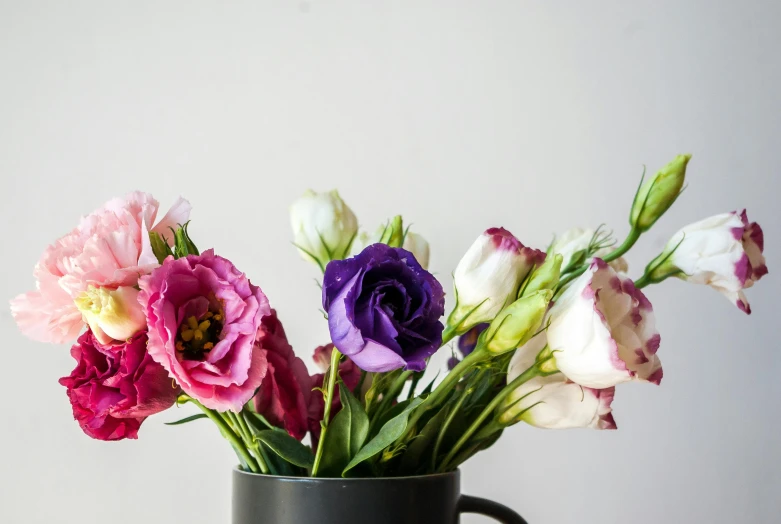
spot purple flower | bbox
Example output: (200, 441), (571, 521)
(322, 244), (445, 372)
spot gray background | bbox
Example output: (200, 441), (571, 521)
(1, 1), (778, 523)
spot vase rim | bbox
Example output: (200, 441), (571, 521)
(233, 467), (460, 482)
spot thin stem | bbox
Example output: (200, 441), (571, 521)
(406, 371), (423, 402)
(438, 362), (543, 472)
(311, 347), (342, 477)
(226, 411), (268, 472)
(441, 324), (458, 346)
(634, 274), (651, 289)
(431, 384), (472, 471)
(402, 349), (485, 441)
(190, 400), (263, 474)
(556, 227), (642, 294)
(373, 370), (412, 423)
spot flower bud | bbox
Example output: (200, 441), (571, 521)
(75, 286), (147, 345)
(378, 215), (405, 248)
(482, 290), (552, 354)
(448, 228), (545, 333)
(630, 154), (691, 231)
(402, 231), (430, 270)
(519, 253), (562, 297)
(290, 189), (358, 269)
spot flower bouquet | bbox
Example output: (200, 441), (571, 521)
(11, 154), (768, 523)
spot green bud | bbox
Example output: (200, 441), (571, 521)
(379, 215), (404, 248)
(481, 290), (553, 354)
(149, 231), (174, 264)
(630, 154), (691, 232)
(519, 253), (562, 298)
(172, 222), (200, 258)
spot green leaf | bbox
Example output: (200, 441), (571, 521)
(318, 384), (370, 477)
(253, 430), (315, 469)
(398, 404), (449, 474)
(149, 231), (174, 264)
(164, 413), (208, 426)
(343, 397), (423, 476)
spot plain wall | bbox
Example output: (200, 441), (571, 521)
(1, 1), (778, 523)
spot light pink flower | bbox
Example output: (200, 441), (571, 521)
(546, 259), (662, 389)
(11, 192), (190, 344)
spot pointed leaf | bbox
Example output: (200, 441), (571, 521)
(253, 430), (315, 469)
(398, 404), (449, 474)
(318, 384), (370, 477)
(343, 397), (423, 476)
(164, 413), (208, 426)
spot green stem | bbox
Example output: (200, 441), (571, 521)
(431, 384), (472, 471)
(311, 347), (342, 477)
(437, 362), (542, 473)
(441, 324), (458, 346)
(406, 371), (423, 402)
(373, 370), (412, 424)
(402, 349), (485, 441)
(191, 400), (263, 474)
(227, 411), (269, 473)
(557, 227), (642, 293)
(634, 274), (651, 289)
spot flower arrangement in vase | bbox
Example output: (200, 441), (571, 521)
(11, 154), (768, 523)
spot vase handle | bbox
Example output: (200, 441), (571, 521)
(457, 494), (528, 524)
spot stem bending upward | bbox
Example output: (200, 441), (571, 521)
(311, 346), (343, 476)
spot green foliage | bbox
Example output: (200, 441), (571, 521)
(317, 384), (370, 477)
(342, 398), (423, 476)
(253, 430), (315, 469)
(164, 413), (207, 426)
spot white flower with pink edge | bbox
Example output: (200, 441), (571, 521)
(649, 210), (768, 314)
(449, 227), (545, 332)
(546, 259), (662, 389)
(503, 332), (616, 430)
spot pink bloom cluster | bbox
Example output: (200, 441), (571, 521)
(11, 192), (324, 442)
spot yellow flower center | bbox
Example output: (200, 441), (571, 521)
(176, 309), (224, 361)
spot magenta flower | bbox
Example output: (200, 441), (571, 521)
(252, 310), (312, 440)
(59, 330), (178, 441)
(139, 249), (270, 412)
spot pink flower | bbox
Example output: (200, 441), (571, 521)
(252, 310), (312, 440)
(138, 250), (270, 412)
(11, 192), (191, 344)
(59, 330), (178, 441)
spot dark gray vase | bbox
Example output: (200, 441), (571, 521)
(232, 468), (527, 524)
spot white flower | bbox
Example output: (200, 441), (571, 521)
(448, 228), (545, 332)
(402, 232), (430, 270)
(550, 227), (628, 273)
(74, 286), (147, 345)
(546, 259), (662, 389)
(290, 189), (358, 269)
(502, 334), (616, 430)
(649, 210), (768, 314)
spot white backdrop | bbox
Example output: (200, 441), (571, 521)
(1, 2), (778, 523)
